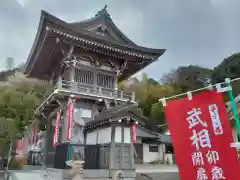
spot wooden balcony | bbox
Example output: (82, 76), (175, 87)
(55, 79), (135, 102)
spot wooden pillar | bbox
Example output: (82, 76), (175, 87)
(120, 127), (124, 168)
(114, 75), (118, 90)
(57, 76), (62, 89)
(109, 126), (116, 169)
(61, 106), (69, 142)
(70, 65), (77, 91)
(46, 120), (55, 168)
(129, 126), (135, 168)
(93, 71), (97, 86)
(42, 125), (49, 168)
(132, 92), (136, 102)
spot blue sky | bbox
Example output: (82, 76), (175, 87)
(1, 0), (240, 80)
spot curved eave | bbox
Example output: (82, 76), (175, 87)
(39, 10), (165, 56)
(24, 11), (47, 75)
(24, 10), (72, 75)
(118, 61), (157, 81)
(48, 25), (166, 58)
(69, 14), (166, 55)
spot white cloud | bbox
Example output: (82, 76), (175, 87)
(15, 0), (30, 8)
(111, 6), (144, 45)
(2, 0), (240, 79)
(210, 0), (227, 6)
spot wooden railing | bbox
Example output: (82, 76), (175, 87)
(56, 79), (135, 102)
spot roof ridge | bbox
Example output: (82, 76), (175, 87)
(95, 5), (110, 18)
(69, 5), (111, 25)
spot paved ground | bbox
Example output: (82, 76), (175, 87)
(136, 164), (178, 173)
(136, 173), (179, 180)
(135, 164), (179, 180)
(0, 171), (4, 180)
(1, 165), (180, 180)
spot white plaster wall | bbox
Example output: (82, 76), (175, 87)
(86, 127), (112, 144)
(143, 143), (160, 163)
(86, 131), (97, 144)
(124, 127), (131, 143)
(115, 127), (122, 142)
(115, 127), (132, 143)
(98, 127), (111, 144)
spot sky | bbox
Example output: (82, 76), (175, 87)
(1, 0), (240, 80)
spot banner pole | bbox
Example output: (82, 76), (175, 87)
(225, 78), (240, 141)
(159, 77), (240, 102)
(7, 141), (12, 170)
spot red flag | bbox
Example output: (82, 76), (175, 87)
(132, 125), (136, 143)
(165, 90), (240, 180)
(67, 99), (74, 141)
(53, 111), (61, 147)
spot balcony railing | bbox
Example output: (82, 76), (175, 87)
(55, 79), (135, 102)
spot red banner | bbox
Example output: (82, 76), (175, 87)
(132, 125), (136, 143)
(53, 111), (60, 147)
(165, 90), (240, 180)
(67, 99), (74, 141)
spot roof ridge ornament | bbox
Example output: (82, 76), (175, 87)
(95, 5), (110, 18)
(103, 5), (107, 11)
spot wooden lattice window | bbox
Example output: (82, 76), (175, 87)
(75, 69), (93, 84)
(97, 73), (114, 89)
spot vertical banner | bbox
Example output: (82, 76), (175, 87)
(165, 90), (240, 180)
(132, 125), (136, 143)
(53, 111), (61, 147)
(35, 125), (39, 143)
(67, 99), (74, 141)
